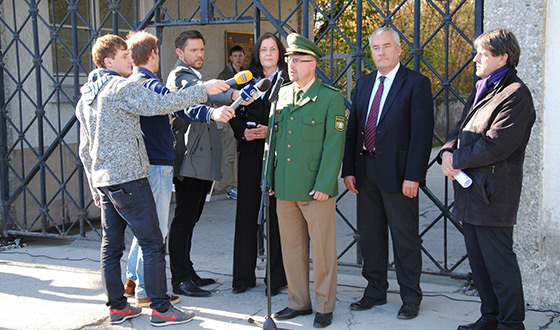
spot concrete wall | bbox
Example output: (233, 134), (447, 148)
(540, 0), (560, 310)
(484, 0), (559, 310)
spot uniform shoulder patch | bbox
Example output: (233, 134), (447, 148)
(322, 83), (340, 92)
(335, 115), (346, 131)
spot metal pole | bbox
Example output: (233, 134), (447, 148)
(30, 0), (48, 233)
(0, 24), (8, 236)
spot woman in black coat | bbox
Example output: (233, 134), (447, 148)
(229, 32), (288, 294)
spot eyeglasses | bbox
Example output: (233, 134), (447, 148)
(285, 57), (314, 64)
(259, 47), (278, 54)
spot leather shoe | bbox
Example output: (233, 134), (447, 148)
(349, 296), (387, 311)
(136, 294), (180, 308)
(192, 273), (216, 287)
(457, 317), (498, 330)
(173, 280), (211, 297)
(232, 286), (250, 294)
(124, 279), (135, 297)
(272, 307), (313, 320)
(397, 303), (420, 319)
(266, 287), (281, 297)
(313, 312), (333, 328)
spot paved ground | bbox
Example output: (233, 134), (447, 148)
(1, 149), (559, 329)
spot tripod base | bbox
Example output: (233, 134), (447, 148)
(249, 316), (290, 330)
(263, 317), (277, 330)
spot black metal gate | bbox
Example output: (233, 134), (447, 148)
(0, 0), (482, 276)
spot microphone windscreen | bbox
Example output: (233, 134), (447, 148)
(256, 78), (272, 92)
(235, 70), (253, 84)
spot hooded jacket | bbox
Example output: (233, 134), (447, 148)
(76, 68), (207, 200)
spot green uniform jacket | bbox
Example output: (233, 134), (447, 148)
(266, 79), (347, 201)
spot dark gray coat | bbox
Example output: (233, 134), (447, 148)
(166, 61), (233, 181)
(440, 68), (535, 227)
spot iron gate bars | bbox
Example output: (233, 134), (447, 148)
(0, 0), (482, 277)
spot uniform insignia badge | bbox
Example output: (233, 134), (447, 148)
(335, 115), (345, 131)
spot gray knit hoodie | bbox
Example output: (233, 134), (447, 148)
(76, 68), (208, 200)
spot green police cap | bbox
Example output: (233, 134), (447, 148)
(285, 33), (326, 60)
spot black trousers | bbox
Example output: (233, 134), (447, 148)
(169, 177), (212, 286)
(232, 150), (286, 288)
(357, 154), (422, 304)
(463, 223), (525, 329)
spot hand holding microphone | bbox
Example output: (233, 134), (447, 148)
(202, 79), (229, 95)
(203, 71), (253, 96)
(210, 106), (235, 123)
(230, 79), (272, 110)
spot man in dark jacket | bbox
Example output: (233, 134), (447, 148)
(165, 30), (241, 298)
(439, 29), (535, 330)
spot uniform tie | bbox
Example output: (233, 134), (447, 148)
(364, 76), (385, 152)
(296, 89), (304, 102)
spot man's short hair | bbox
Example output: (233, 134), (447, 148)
(369, 26), (400, 46)
(174, 30), (205, 50)
(229, 45), (244, 56)
(126, 30), (158, 66)
(92, 34), (128, 69)
(474, 29), (521, 68)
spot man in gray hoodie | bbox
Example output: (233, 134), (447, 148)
(76, 34), (231, 327)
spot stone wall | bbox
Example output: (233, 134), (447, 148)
(484, 0), (560, 311)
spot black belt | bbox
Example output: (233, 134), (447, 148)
(360, 148), (375, 156)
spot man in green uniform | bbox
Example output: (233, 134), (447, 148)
(267, 33), (346, 329)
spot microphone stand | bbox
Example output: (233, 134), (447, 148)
(248, 74), (286, 330)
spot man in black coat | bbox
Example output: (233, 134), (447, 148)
(342, 27), (434, 320)
(440, 29), (535, 330)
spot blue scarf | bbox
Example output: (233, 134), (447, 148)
(473, 65), (510, 106)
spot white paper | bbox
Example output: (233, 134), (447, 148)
(454, 170), (472, 188)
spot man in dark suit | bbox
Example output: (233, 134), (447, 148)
(342, 27), (434, 320)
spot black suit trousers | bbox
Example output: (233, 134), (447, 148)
(169, 177), (212, 286)
(462, 223), (525, 329)
(357, 154), (422, 304)
(232, 150), (287, 289)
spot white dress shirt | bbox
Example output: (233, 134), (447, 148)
(364, 63), (400, 127)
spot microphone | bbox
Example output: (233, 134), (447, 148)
(268, 71), (286, 103)
(230, 79), (272, 110)
(225, 70), (253, 86)
(231, 84), (258, 110)
(254, 79), (272, 99)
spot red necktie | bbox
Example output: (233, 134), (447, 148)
(364, 76), (385, 152)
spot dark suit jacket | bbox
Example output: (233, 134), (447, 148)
(342, 64), (434, 193)
(439, 68), (535, 227)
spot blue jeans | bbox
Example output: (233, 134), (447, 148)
(99, 178), (170, 312)
(126, 165), (173, 298)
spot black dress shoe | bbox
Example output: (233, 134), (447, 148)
(457, 317), (498, 330)
(232, 286), (250, 294)
(349, 296), (387, 311)
(313, 312), (333, 328)
(272, 307), (313, 320)
(172, 280), (211, 297)
(397, 303), (420, 319)
(192, 274), (216, 287)
(267, 287), (280, 297)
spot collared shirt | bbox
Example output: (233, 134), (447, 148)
(364, 63), (400, 127)
(190, 66), (202, 80)
(293, 77), (316, 99)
